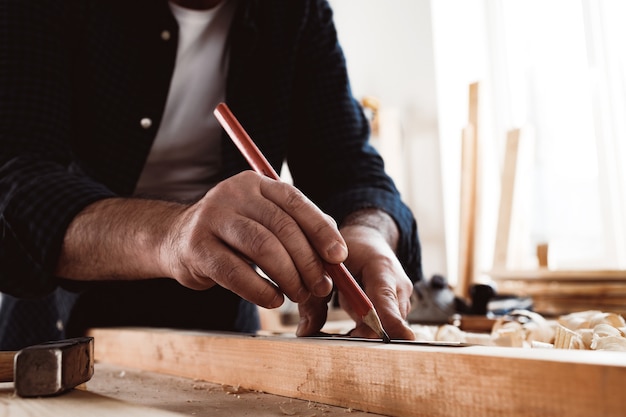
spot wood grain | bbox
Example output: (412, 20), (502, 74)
(89, 327), (626, 417)
(87, 362), (381, 417)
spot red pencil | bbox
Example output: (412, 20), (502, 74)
(214, 102), (390, 343)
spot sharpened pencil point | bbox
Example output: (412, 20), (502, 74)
(362, 308), (389, 343)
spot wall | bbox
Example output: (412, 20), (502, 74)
(329, 0), (447, 280)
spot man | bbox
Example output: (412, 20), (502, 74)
(0, 0), (423, 349)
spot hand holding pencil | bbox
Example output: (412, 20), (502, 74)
(214, 103), (417, 342)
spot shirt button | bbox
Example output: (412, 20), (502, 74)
(140, 118), (152, 129)
(161, 30), (171, 41)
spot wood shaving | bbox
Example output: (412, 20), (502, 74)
(553, 325), (585, 349)
(435, 324), (466, 343)
(554, 310), (626, 351)
(279, 405), (297, 415)
(491, 322), (525, 347)
(591, 335), (626, 351)
(222, 385), (252, 394)
(427, 309), (626, 351)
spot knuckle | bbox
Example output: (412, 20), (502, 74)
(206, 254), (248, 292)
(247, 230), (275, 257)
(300, 255), (322, 275)
(270, 213), (297, 237)
(367, 255), (396, 274)
(378, 285), (399, 302)
(324, 213), (338, 228)
(229, 217), (274, 257)
(312, 218), (333, 235)
(283, 186), (308, 211)
(223, 262), (246, 286)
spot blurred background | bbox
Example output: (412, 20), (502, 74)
(329, 0), (626, 288)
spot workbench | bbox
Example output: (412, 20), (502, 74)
(1, 362), (379, 417)
(2, 326), (625, 417)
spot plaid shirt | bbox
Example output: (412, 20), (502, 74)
(0, 0), (422, 347)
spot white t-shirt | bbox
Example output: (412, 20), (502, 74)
(134, 0), (237, 201)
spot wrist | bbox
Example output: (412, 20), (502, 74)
(340, 208), (399, 252)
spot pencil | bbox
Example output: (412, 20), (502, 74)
(214, 102), (390, 343)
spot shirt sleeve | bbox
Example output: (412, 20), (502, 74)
(286, 0), (424, 283)
(0, 0), (116, 297)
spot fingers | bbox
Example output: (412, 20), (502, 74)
(218, 215), (330, 302)
(175, 237), (285, 309)
(340, 270), (414, 340)
(213, 181), (333, 300)
(257, 176), (348, 264)
(295, 294), (332, 337)
(336, 225), (416, 341)
(363, 261), (415, 340)
(169, 171), (338, 307)
(235, 191), (335, 299)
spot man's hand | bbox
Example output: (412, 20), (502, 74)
(296, 209), (416, 340)
(56, 171), (345, 309)
(164, 171), (343, 308)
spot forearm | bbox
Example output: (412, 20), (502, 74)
(55, 197), (186, 281)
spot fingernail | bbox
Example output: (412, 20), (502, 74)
(327, 241), (348, 261)
(314, 275), (332, 297)
(268, 293), (284, 309)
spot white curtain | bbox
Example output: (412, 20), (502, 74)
(484, 0), (626, 269)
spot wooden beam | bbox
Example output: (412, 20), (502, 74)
(493, 128), (521, 270)
(87, 362), (380, 417)
(89, 327), (626, 417)
(457, 82), (480, 299)
(489, 269), (626, 281)
(492, 126), (535, 270)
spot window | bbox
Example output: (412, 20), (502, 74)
(486, 0), (626, 269)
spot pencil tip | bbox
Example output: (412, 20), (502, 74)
(362, 309), (390, 343)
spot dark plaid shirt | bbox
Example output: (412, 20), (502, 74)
(0, 0), (423, 347)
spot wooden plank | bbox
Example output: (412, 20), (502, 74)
(493, 129), (520, 269)
(492, 127), (535, 270)
(457, 124), (477, 299)
(489, 268), (626, 281)
(495, 277), (626, 316)
(536, 243), (549, 268)
(0, 383), (184, 417)
(468, 81), (479, 131)
(87, 362), (381, 417)
(491, 271), (626, 316)
(457, 82), (480, 299)
(496, 280), (626, 297)
(535, 301), (626, 316)
(89, 327), (626, 417)
(531, 300), (626, 317)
